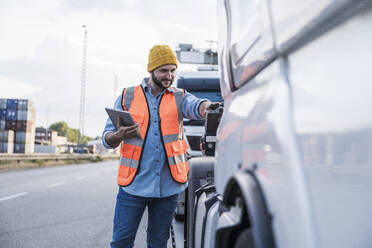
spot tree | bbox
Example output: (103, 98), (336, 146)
(49, 121), (68, 136)
(82, 135), (93, 144)
(49, 121), (93, 144)
(67, 128), (80, 143)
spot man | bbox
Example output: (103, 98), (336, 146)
(102, 44), (218, 248)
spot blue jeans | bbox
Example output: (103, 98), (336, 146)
(110, 187), (178, 248)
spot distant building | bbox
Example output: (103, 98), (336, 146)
(35, 127), (67, 146)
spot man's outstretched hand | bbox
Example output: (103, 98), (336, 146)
(198, 101), (221, 118)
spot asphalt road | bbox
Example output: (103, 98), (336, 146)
(0, 161), (184, 248)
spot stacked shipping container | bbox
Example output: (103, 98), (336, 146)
(0, 99), (35, 153)
(0, 130), (14, 153)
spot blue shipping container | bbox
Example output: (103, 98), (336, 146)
(0, 109), (7, 119)
(6, 99), (18, 110)
(0, 99), (7, 109)
(0, 120), (5, 130)
(17, 99), (30, 110)
(6, 110), (17, 121)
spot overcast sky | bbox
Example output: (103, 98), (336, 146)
(0, 0), (217, 137)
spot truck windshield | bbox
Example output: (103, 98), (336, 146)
(188, 91), (223, 102)
(177, 77), (224, 102)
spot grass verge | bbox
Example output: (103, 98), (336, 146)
(0, 155), (118, 171)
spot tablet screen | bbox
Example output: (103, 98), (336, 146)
(105, 108), (135, 129)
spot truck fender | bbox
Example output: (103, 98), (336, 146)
(216, 170), (275, 248)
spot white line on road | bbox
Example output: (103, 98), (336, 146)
(0, 192), (28, 202)
(76, 176), (87, 180)
(47, 181), (66, 188)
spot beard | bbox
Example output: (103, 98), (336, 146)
(151, 71), (173, 90)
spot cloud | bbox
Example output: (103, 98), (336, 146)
(0, 76), (42, 98)
(0, 34), (144, 135)
(60, 0), (126, 12)
(131, 0), (218, 46)
(0, 0), (218, 136)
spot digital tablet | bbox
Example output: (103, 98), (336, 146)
(105, 107), (135, 129)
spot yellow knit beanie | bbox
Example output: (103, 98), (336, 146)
(147, 45), (178, 72)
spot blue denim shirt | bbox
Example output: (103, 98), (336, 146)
(102, 79), (206, 197)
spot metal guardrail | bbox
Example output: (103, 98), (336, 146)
(0, 154), (119, 161)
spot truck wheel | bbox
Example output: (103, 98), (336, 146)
(218, 172), (275, 248)
(234, 229), (255, 248)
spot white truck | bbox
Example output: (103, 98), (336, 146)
(185, 0), (372, 248)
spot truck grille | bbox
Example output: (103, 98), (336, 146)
(186, 135), (201, 151)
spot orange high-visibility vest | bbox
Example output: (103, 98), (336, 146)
(117, 85), (189, 186)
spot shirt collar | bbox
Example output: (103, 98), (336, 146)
(141, 78), (150, 90)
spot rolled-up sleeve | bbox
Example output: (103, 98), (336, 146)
(102, 94), (123, 149)
(182, 90), (208, 120)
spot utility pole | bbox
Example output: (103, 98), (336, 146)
(78, 25), (87, 145)
(45, 106), (49, 146)
(114, 74), (118, 102)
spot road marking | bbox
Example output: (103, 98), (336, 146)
(77, 176), (87, 180)
(0, 192), (28, 202)
(47, 181), (66, 188)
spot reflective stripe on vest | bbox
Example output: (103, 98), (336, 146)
(122, 87), (135, 111)
(117, 85), (189, 186)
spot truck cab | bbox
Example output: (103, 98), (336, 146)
(183, 1), (372, 247)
